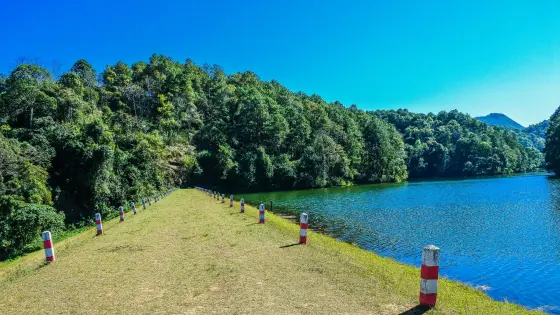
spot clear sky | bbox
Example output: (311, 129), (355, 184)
(1, 0), (559, 126)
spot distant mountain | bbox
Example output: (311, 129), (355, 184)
(476, 113), (525, 130)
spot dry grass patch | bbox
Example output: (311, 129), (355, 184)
(0, 189), (542, 314)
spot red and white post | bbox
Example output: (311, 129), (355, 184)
(42, 231), (55, 263)
(147, 197), (152, 206)
(299, 213), (308, 244)
(142, 198), (146, 209)
(221, 194), (225, 204)
(131, 202), (137, 215)
(95, 213), (103, 235)
(420, 245), (440, 307)
(259, 204), (265, 224)
(240, 198), (245, 213)
(119, 206), (125, 222)
(229, 195), (233, 208)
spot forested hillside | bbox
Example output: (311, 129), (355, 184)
(519, 120), (549, 151)
(374, 109), (543, 178)
(0, 55), (544, 259)
(545, 107), (560, 175)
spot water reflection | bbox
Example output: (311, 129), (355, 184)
(244, 174), (560, 313)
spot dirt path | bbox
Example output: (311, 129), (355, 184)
(0, 189), (539, 314)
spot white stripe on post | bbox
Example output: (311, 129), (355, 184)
(259, 204), (265, 223)
(42, 231), (55, 263)
(299, 213), (308, 244)
(119, 206), (125, 222)
(420, 245), (440, 307)
(95, 213), (103, 235)
(240, 198), (245, 213)
(230, 195), (233, 208)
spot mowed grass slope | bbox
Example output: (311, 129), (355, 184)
(0, 189), (541, 314)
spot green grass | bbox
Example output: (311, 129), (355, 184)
(0, 189), (542, 314)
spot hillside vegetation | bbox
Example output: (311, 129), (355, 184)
(545, 107), (560, 175)
(0, 190), (542, 315)
(0, 55), (543, 259)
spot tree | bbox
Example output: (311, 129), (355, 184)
(545, 106), (560, 175)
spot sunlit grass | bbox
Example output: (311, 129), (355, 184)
(0, 189), (541, 314)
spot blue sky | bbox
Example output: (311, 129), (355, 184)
(1, 0), (559, 126)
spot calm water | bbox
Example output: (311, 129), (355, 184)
(244, 174), (560, 313)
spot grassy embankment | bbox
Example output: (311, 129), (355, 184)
(0, 189), (542, 314)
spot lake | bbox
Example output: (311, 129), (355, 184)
(243, 174), (560, 313)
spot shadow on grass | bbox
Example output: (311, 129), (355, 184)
(399, 305), (431, 315)
(279, 243), (302, 249)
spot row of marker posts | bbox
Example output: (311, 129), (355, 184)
(199, 186), (440, 308)
(42, 188), (177, 265)
(44, 186), (440, 308)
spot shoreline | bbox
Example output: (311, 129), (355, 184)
(0, 189), (542, 314)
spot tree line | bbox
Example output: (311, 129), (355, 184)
(0, 54), (546, 259)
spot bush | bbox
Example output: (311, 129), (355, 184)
(0, 196), (65, 259)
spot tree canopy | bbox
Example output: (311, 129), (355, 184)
(0, 55), (546, 259)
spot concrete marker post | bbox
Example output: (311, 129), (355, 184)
(222, 194), (225, 204)
(299, 213), (309, 244)
(142, 198), (146, 210)
(240, 198), (245, 213)
(42, 231), (55, 263)
(131, 202), (137, 215)
(420, 245), (440, 307)
(119, 206), (125, 222)
(95, 213), (103, 235)
(259, 204), (265, 223)
(230, 195), (233, 208)
(147, 197), (152, 206)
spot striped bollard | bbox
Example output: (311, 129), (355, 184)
(299, 213), (308, 244)
(142, 199), (146, 209)
(259, 204), (265, 223)
(420, 245), (440, 307)
(147, 197), (152, 206)
(221, 194), (225, 204)
(229, 195), (233, 208)
(154, 194), (158, 202)
(119, 206), (125, 222)
(95, 213), (103, 235)
(131, 202), (137, 215)
(240, 198), (245, 213)
(42, 231), (55, 263)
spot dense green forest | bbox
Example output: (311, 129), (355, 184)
(0, 55), (548, 259)
(373, 109), (543, 178)
(519, 120), (549, 151)
(545, 107), (560, 175)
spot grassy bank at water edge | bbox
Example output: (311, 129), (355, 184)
(0, 189), (542, 314)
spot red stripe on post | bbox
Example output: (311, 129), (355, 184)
(46, 256), (55, 262)
(421, 265), (439, 280)
(43, 240), (52, 249)
(419, 293), (437, 306)
(300, 223), (308, 229)
(95, 220), (101, 224)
